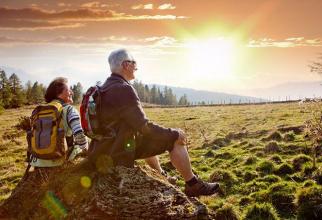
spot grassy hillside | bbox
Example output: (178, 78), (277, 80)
(0, 103), (321, 219)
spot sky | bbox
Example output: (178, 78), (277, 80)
(0, 0), (322, 98)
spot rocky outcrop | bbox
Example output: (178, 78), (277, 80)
(0, 161), (212, 219)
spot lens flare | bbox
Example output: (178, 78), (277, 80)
(95, 154), (113, 174)
(42, 191), (67, 220)
(80, 176), (92, 188)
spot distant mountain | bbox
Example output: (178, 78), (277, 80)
(148, 84), (264, 104)
(244, 81), (322, 101)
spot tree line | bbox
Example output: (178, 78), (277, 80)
(0, 69), (83, 109)
(132, 80), (189, 106)
(0, 70), (189, 110)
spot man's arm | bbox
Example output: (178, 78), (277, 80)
(118, 85), (179, 142)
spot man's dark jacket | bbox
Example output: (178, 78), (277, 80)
(89, 73), (179, 166)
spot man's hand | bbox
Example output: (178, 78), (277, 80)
(174, 129), (187, 146)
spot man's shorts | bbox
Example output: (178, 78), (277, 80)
(134, 134), (175, 159)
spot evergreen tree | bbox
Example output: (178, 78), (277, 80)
(71, 82), (83, 104)
(25, 80), (33, 104)
(8, 73), (24, 107)
(0, 69), (12, 108)
(144, 85), (150, 103)
(30, 82), (44, 104)
(150, 85), (157, 104)
(178, 94), (189, 105)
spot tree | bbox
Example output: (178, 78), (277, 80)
(71, 82), (83, 104)
(25, 81), (33, 104)
(9, 73), (24, 107)
(0, 69), (12, 108)
(150, 85), (157, 104)
(144, 85), (150, 103)
(178, 94), (189, 105)
(30, 82), (44, 104)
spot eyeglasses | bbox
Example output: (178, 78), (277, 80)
(124, 60), (137, 65)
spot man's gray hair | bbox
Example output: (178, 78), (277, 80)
(108, 49), (134, 73)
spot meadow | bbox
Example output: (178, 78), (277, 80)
(0, 102), (321, 219)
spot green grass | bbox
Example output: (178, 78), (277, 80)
(1, 102), (321, 219)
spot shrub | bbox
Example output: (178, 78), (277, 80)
(244, 156), (258, 165)
(292, 154), (312, 171)
(243, 171), (258, 182)
(266, 131), (282, 141)
(285, 173), (305, 182)
(215, 203), (240, 220)
(250, 190), (269, 203)
(302, 162), (316, 176)
(204, 150), (214, 158)
(215, 152), (233, 159)
(197, 164), (210, 172)
(270, 155), (282, 164)
(257, 175), (281, 184)
(264, 142), (281, 154)
(239, 196), (253, 206)
(295, 185), (322, 220)
(257, 160), (275, 174)
(233, 168), (243, 178)
(267, 182), (296, 216)
(303, 180), (316, 187)
(283, 131), (295, 141)
(255, 152), (264, 157)
(243, 203), (280, 220)
(243, 181), (268, 195)
(275, 163), (294, 176)
(312, 168), (322, 184)
(210, 169), (238, 189)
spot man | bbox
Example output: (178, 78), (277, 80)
(89, 49), (219, 197)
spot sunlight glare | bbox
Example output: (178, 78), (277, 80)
(185, 38), (236, 80)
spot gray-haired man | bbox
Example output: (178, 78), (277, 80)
(89, 48), (219, 197)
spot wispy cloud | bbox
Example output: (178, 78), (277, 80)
(57, 3), (72, 7)
(80, 1), (116, 8)
(131, 4), (153, 10)
(0, 7), (187, 30)
(247, 37), (322, 47)
(0, 35), (181, 48)
(158, 4), (176, 10)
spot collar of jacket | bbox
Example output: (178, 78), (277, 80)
(54, 98), (67, 106)
(111, 73), (130, 84)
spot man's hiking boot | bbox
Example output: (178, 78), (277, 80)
(184, 178), (220, 197)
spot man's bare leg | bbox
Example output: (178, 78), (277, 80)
(169, 144), (194, 181)
(145, 156), (162, 173)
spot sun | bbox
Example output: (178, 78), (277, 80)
(185, 38), (236, 80)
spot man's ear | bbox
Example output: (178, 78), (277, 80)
(121, 62), (128, 70)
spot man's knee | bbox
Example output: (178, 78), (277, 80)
(170, 143), (186, 152)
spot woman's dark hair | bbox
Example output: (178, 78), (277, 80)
(44, 77), (68, 103)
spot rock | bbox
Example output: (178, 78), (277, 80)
(0, 162), (213, 219)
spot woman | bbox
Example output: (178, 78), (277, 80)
(30, 77), (88, 169)
(0, 77), (88, 218)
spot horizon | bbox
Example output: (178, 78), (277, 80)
(1, 0), (322, 99)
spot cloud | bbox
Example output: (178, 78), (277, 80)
(0, 7), (187, 30)
(131, 4), (153, 10)
(0, 20), (83, 30)
(0, 7), (114, 20)
(0, 35), (183, 48)
(247, 37), (322, 48)
(158, 4), (176, 10)
(81, 1), (101, 8)
(58, 3), (72, 7)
